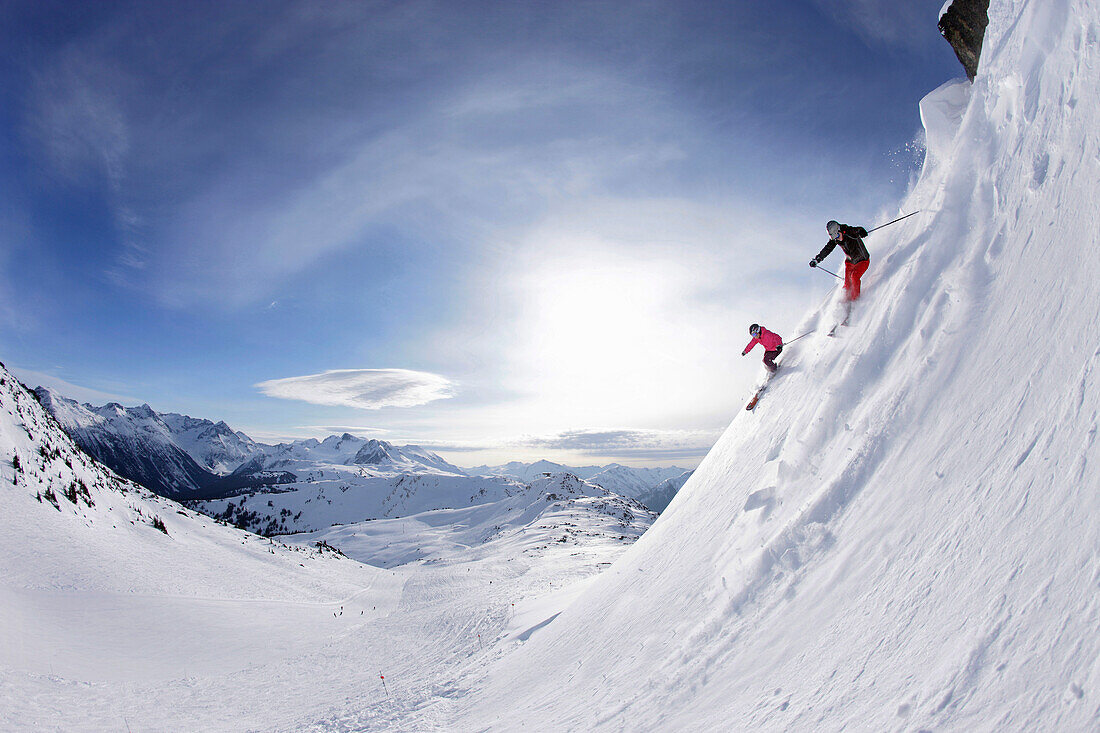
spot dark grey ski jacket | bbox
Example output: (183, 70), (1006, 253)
(813, 224), (869, 265)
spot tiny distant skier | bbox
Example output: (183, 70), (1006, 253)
(742, 323), (783, 373)
(810, 220), (870, 301)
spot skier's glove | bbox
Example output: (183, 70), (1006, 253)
(809, 259), (817, 268)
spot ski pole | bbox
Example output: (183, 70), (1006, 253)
(866, 210), (920, 234)
(814, 265), (841, 280)
(785, 330), (813, 344)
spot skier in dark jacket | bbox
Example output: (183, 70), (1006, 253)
(810, 220), (870, 301)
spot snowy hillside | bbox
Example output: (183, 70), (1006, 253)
(445, 1), (1100, 730)
(286, 473), (655, 569)
(194, 469), (528, 535)
(0, 361), (404, 729)
(469, 459), (689, 500)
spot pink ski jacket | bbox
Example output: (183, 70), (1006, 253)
(743, 327), (783, 355)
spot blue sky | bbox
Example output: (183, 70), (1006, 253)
(0, 0), (960, 467)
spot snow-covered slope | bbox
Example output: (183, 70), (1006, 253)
(0, 361), (406, 729)
(469, 459), (689, 499)
(194, 469), (528, 535)
(450, 1), (1100, 730)
(3, 360), (657, 731)
(287, 472), (655, 569)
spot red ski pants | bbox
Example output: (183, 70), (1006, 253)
(844, 259), (870, 301)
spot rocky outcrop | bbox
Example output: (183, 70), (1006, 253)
(938, 0), (990, 81)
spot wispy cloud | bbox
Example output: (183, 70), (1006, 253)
(808, 0), (940, 48)
(516, 427), (719, 458)
(255, 368), (455, 410)
(26, 52), (130, 188)
(305, 425), (390, 437)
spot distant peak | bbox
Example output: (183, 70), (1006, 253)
(352, 440), (393, 465)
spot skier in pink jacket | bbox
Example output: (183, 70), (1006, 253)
(742, 323), (783, 373)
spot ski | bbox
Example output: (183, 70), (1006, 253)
(827, 315), (849, 337)
(745, 370), (778, 410)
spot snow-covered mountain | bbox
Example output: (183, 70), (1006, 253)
(584, 463), (689, 499)
(468, 459), (688, 500)
(189, 434), (538, 534)
(467, 458), (599, 482)
(288, 472), (656, 569)
(158, 412), (258, 473)
(33, 388), (219, 499)
(34, 390), (690, 529)
(32, 392), (515, 519)
(192, 436), (674, 536)
(250, 433), (466, 477)
(1, 361), (383, 724)
(635, 469), (693, 513)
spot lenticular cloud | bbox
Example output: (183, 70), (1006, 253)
(255, 369), (455, 409)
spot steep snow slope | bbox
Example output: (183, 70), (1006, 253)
(454, 1), (1100, 730)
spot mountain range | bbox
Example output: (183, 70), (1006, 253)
(32, 388), (690, 524)
(1, 358), (652, 728)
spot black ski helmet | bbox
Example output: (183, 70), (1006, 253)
(826, 220), (841, 239)
(749, 323), (760, 336)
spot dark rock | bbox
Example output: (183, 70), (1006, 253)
(938, 0), (990, 81)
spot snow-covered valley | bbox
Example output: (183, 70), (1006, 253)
(0, 362), (653, 729)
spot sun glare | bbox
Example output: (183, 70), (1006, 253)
(510, 247), (722, 425)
